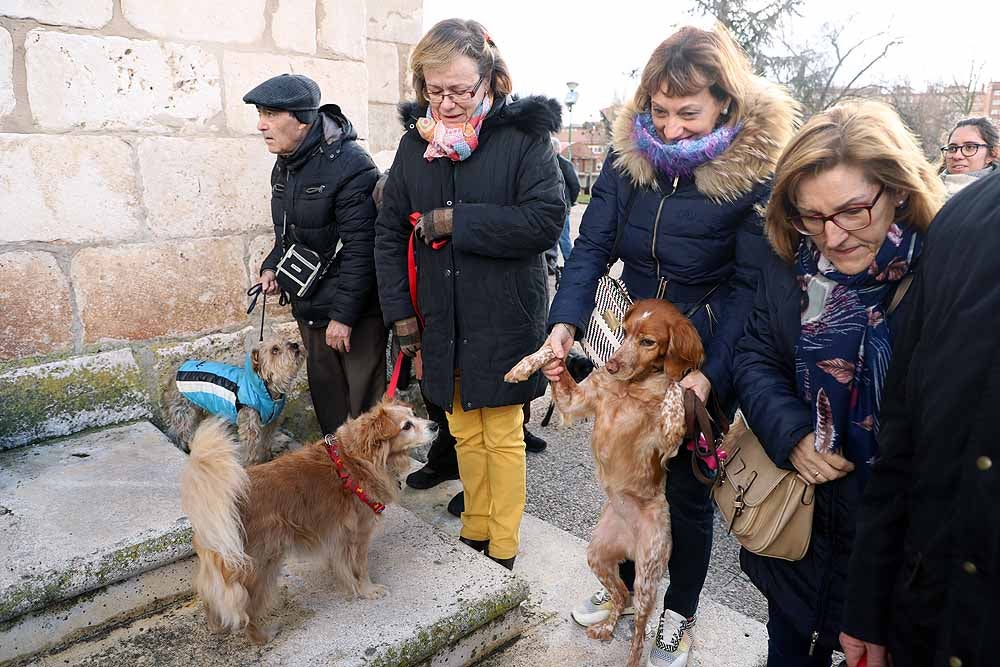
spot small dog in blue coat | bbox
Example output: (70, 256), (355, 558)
(164, 337), (304, 465)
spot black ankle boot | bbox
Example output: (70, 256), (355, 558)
(523, 427), (547, 453)
(459, 536), (489, 553)
(488, 554), (516, 570)
(447, 491), (464, 517)
(405, 464), (459, 490)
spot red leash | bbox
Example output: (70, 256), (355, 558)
(387, 212), (448, 399)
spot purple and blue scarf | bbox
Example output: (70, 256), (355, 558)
(633, 112), (741, 178)
(794, 223), (922, 480)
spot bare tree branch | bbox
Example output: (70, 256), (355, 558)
(827, 37), (901, 108)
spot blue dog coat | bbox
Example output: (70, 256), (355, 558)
(175, 354), (285, 425)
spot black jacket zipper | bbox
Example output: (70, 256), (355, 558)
(809, 482), (839, 656)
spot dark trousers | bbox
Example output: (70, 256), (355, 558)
(424, 401), (533, 475)
(424, 389), (459, 475)
(766, 600), (836, 667)
(298, 315), (387, 435)
(618, 446), (713, 618)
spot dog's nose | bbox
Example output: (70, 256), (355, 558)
(428, 422), (440, 433)
(606, 358), (621, 374)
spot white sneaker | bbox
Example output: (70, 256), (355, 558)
(570, 588), (636, 626)
(647, 609), (694, 667)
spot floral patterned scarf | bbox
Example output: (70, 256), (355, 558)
(417, 94), (493, 162)
(632, 111), (741, 178)
(794, 223), (922, 479)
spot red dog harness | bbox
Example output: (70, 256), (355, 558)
(324, 434), (386, 515)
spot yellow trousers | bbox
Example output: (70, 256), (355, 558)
(446, 380), (526, 560)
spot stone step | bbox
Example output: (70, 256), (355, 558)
(28, 506), (529, 667)
(0, 421), (194, 663)
(398, 468), (769, 667)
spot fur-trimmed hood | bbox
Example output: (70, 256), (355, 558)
(397, 95), (562, 139)
(611, 79), (800, 202)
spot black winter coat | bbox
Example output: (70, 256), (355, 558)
(261, 105), (380, 328)
(548, 80), (798, 411)
(557, 154), (581, 209)
(733, 251), (918, 647)
(375, 96), (565, 411)
(843, 173), (1000, 667)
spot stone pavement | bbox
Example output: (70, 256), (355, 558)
(400, 453), (769, 667)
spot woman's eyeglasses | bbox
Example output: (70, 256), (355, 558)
(425, 73), (487, 104)
(791, 184), (886, 236)
(940, 142), (989, 158)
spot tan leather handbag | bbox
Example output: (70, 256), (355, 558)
(684, 394), (814, 562)
(706, 275), (916, 561)
(712, 422), (815, 561)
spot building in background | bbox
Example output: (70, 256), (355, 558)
(556, 117), (611, 194)
(970, 81), (1000, 123)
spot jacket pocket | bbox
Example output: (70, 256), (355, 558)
(504, 267), (543, 323)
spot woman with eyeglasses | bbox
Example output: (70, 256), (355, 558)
(939, 116), (999, 197)
(733, 100), (944, 665)
(374, 19), (564, 571)
(542, 25), (798, 666)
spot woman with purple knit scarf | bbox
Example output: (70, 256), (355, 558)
(544, 26), (798, 666)
(733, 100), (944, 665)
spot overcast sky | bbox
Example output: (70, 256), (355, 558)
(422, 0), (1000, 123)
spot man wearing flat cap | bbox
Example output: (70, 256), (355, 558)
(247, 73), (385, 434)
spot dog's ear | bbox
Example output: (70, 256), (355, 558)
(373, 406), (400, 442)
(353, 405), (397, 467)
(664, 315), (704, 381)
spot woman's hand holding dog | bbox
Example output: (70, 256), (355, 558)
(260, 269), (280, 295)
(542, 323), (576, 381)
(680, 370), (711, 403)
(789, 432), (855, 484)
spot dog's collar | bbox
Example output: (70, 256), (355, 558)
(324, 434), (386, 515)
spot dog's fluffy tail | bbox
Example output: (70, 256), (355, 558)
(180, 417), (251, 630)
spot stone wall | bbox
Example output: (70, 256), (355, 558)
(0, 0), (423, 445)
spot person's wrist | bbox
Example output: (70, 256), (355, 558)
(557, 323), (577, 338)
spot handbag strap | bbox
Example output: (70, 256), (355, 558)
(887, 273), (914, 315)
(683, 388), (730, 487)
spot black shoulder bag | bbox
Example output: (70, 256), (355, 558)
(273, 180), (333, 300)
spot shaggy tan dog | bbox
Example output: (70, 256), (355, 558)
(506, 298), (704, 667)
(179, 397), (437, 644)
(164, 337), (304, 465)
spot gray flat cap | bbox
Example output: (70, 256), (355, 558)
(242, 74), (321, 111)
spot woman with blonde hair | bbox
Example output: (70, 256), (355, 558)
(733, 99), (945, 665)
(542, 25), (798, 666)
(375, 19), (564, 571)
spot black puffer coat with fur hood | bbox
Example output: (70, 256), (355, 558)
(548, 80), (799, 412)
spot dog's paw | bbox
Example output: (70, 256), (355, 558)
(503, 359), (533, 383)
(586, 621), (615, 642)
(504, 347), (555, 383)
(247, 623), (275, 645)
(359, 583), (388, 599)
